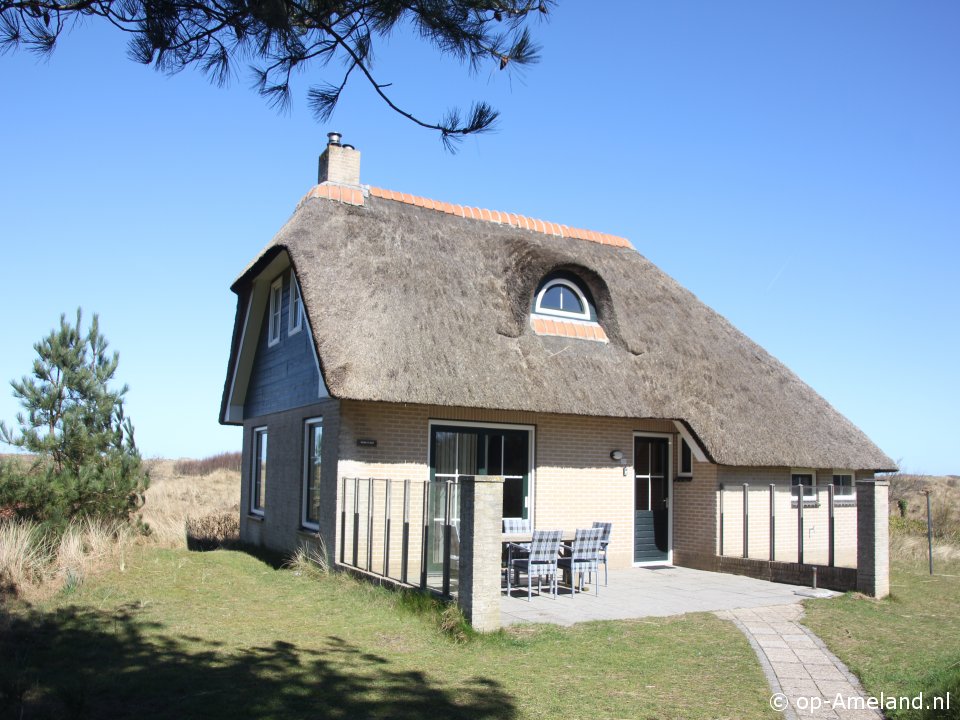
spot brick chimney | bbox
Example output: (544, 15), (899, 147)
(317, 132), (361, 186)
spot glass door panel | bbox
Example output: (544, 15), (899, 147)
(634, 437), (669, 562)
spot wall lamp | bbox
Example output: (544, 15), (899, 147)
(610, 450), (628, 476)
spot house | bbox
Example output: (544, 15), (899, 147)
(219, 133), (894, 627)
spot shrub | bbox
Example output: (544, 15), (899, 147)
(185, 512), (240, 551)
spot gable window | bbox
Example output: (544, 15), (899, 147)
(791, 470), (817, 502)
(302, 418), (322, 529)
(832, 471), (856, 499)
(268, 277), (283, 347)
(534, 278), (591, 320)
(251, 427), (268, 515)
(289, 276), (303, 335)
(678, 438), (693, 477)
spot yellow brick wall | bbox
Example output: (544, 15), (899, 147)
(337, 400), (702, 569)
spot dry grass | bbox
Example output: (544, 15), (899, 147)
(139, 458), (240, 548)
(886, 473), (960, 567)
(0, 518), (136, 601)
(888, 473), (960, 525)
(0, 457), (241, 600)
(172, 452), (242, 477)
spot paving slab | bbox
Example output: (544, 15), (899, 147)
(722, 604), (882, 720)
(500, 565), (814, 626)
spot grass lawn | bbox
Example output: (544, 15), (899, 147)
(803, 559), (960, 719)
(1, 546), (779, 720)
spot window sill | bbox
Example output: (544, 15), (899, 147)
(833, 498), (857, 507)
(791, 500), (821, 509)
(247, 513), (264, 522)
(675, 474), (693, 482)
(297, 527), (321, 538)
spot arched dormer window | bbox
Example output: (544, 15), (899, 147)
(530, 272), (607, 342)
(535, 279), (590, 320)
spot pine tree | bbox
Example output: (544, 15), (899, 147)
(0, 310), (148, 531)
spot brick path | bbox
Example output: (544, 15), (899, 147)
(718, 604), (882, 719)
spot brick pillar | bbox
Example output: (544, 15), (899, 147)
(856, 478), (890, 598)
(457, 475), (504, 632)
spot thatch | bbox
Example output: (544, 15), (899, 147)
(223, 191), (895, 472)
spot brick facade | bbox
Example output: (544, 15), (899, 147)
(240, 398), (341, 557)
(239, 399), (876, 591)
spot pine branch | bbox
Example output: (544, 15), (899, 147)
(0, 0), (553, 145)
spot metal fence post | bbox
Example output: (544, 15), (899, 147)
(420, 482), (429, 590)
(366, 479), (374, 571)
(742, 483), (749, 559)
(384, 479), (392, 578)
(797, 484), (804, 566)
(926, 490), (934, 576)
(769, 484), (776, 561)
(340, 476), (347, 565)
(352, 477), (360, 567)
(719, 484), (725, 556)
(401, 479), (410, 584)
(828, 483), (836, 567)
(442, 480), (452, 598)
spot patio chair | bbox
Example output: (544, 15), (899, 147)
(502, 517), (532, 554)
(506, 529), (562, 601)
(503, 517), (532, 536)
(592, 521), (613, 586)
(558, 527), (604, 596)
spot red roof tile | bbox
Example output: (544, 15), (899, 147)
(529, 316), (609, 343)
(304, 182), (632, 250)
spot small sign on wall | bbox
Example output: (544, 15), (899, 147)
(356, 438), (377, 447)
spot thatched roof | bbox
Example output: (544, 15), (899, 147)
(222, 184), (895, 472)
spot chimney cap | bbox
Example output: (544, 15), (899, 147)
(327, 131), (342, 146)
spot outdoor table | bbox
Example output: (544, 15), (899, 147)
(501, 530), (577, 565)
(501, 530), (578, 593)
(501, 530), (576, 545)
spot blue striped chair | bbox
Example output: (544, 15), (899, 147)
(592, 521), (613, 585)
(506, 529), (562, 600)
(559, 527), (604, 596)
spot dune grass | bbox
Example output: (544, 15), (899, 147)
(2, 546), (778, 720)
(0, 458), (240, 600)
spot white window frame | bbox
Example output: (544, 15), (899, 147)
(831, 469), (857, 500)
(301, 417), (323, 530)
(250, 426), (268, 516)
(426, 419), (536, 525)
(288, 275), (303, 336)
(267, 277), (283, 347)
(534, 278), (591, 320)
(791, 468), (818, 502)
(678, 437), (693, 477)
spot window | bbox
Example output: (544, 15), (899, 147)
(288, 276), (303, 335)
(302, 418), (322, 529)
(268, 277), (283, 347)
(679, 438), (693, 477)
(251, 427), (268, 514)
(534, 278), (591, 320)
(832, 471), (855, 497)
(791, 470), (817, 500)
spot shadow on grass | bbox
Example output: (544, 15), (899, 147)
(1, 605), (516, 720)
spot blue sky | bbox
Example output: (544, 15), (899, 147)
(1, 2), (957, 473)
